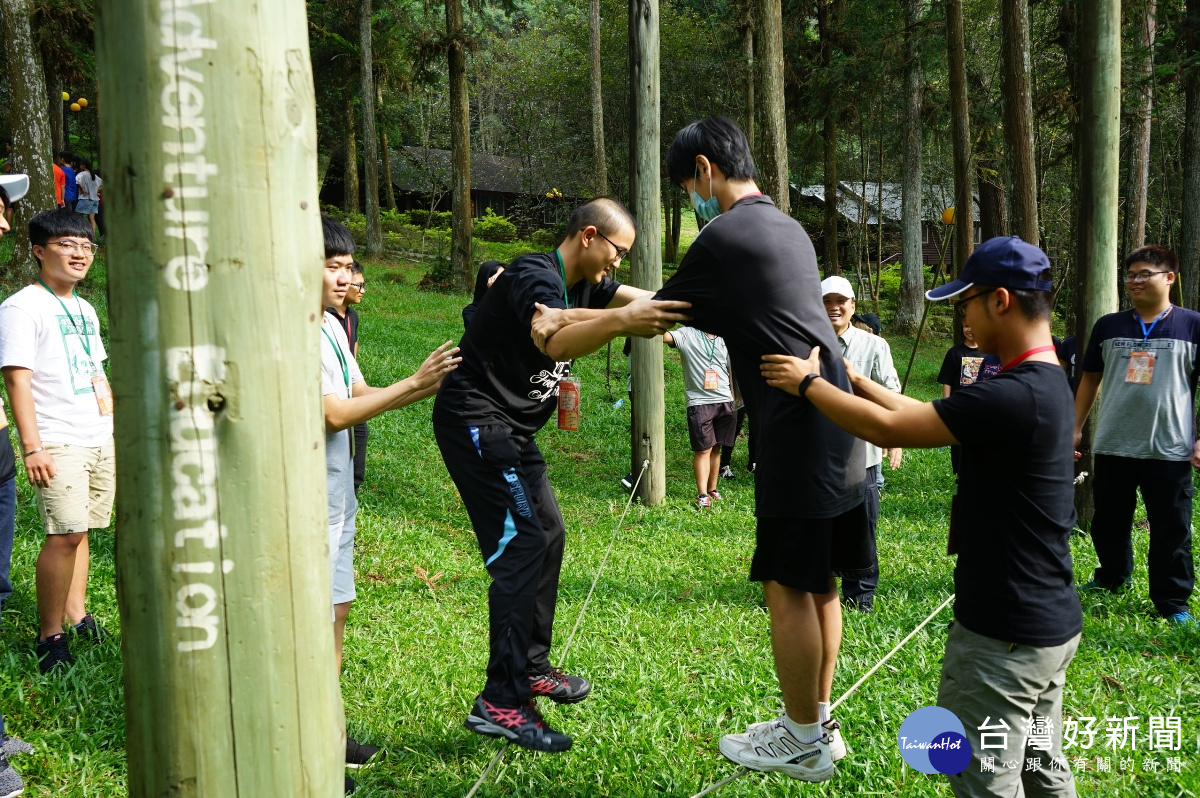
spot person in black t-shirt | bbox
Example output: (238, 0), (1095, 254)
(937, 322), (1001, 475)
(763, 236), (1081, 797)
(433, 198), (690, 753)
(654, 117), (868, 784)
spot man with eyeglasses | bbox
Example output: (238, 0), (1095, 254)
(433, 197), (690, 752)
(326, 260), (369, 494)
(1073, 244), (1198, 627)
(0, 208), (114, 673)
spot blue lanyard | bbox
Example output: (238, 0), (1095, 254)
(1138, 307), (1170, 346)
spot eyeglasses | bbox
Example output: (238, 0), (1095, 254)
(49, 240), (99, 255)
(349, 282), (365, 290)
(1123, 270), (1169, 283)
(595, 230), (629, 262)
(953, 288), (997, 319)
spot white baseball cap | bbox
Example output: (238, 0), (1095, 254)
(820, 275), (855, 300)
(0, 174), (30, 203)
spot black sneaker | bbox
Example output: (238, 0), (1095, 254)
(620, 473), (634, 491)
(344, 775), (356, 795)
(35, 633), (74, 674)
(528, 667), (591, 704)
(719, 465), (735, 480)
(843, 596), (874, 614)
(346, 737), (385, 769)
(72, 613), (107, 642)
(464, 695), (572, 752)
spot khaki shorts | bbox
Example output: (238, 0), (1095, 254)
(35, 439), (116, 535)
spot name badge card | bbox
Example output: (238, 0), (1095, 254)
(1126, 351), (1155, 384)
(704, 369), (720, 391)
(93, 374), (115, 415)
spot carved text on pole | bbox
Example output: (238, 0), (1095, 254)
(160, 0), (218, 292)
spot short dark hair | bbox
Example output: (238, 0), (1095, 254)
(565, 197), (636, 239)
(0, 184), (10, 213)
(322, 214), (356, 258)
(666, 116), (759, 187)
(350, 261), (364, 276)
(978, 285), (1053, 322)
(29, 208), (94, 248)
(56, 151), (71, 162)
(1124, 244), (1178, 274)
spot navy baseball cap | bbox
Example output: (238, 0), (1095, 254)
(926, 235), (1052, 301)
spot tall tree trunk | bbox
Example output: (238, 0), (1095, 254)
(95, 0), (342, 795)
(590, 0), (608, 196)
(0, 0), (57, 273)
(946, 0), (974, 273)
(1179, 0), (1200, 308)
(755, 0), (788, 214)
(629, 0), (665, 504)
(46, 60), (64, 156)
(743, 24), (755, 151)
(977, 164), (1007, 239)
(447, 0), (473, 289)
(1123, 0), (1156, 255)
(1001, 0), (1038, 244)
(344, 98), (359, 213)
(664, 188), (677, 262)
(895, 0), (924, 335)
(1075, 0), (1120, 530)
(819, 0), (838, 276)
(381, 131), (396, 210)
(360, 0), (381, 253)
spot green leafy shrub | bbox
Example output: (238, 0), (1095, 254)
(530, 228), (557, 248)
(473, 208), (518, 242)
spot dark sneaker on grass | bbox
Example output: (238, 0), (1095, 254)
(72, 613), (106, 642)
(464, 695), (572, 752)
(1079, 579), (1125, 594)
(344, 775), (356, 795)
(346, 737), (385, 769)
(528, 668), (591, 704)
(35, 633), (74, 674)
(0, 754), (23, 798)
(719, 465), (734, 480)
(620, 473), (634, 491)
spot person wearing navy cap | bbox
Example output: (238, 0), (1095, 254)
(1073, 244), (1198, 627)
(762, 235), (1082, 797)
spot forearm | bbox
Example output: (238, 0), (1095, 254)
(325, 378), (424, 432)
(3, 374), (41, 450)
(1074, 372), (1101, 432)
(806, 377), (955, 448)
(544, 310), (628, 361)
(850, 372), (922, 410)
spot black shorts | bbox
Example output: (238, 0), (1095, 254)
(749, 503), (873, 593)
(686, 402), (737, 452)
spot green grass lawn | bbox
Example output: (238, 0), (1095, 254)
(1, 246), (1197, 797)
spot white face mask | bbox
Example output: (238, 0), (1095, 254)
(689, 165), (721, 222)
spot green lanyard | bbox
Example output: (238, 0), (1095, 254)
(321, 321), (351, 398)
(39, 279), (91, 357)
(702, 333), (719, 366)
(553, 249), (571, 309)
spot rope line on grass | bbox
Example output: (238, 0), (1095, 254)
(686, 591), (957, 798)
(463, 459), (650, 798)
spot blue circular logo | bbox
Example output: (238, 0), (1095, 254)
(897, 706), (972, 774)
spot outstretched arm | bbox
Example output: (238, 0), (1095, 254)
(324, 342), (460, 432)
(543, 298), (692, 361)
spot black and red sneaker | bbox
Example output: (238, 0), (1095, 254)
(528, 668), (591, 704)
(464, 695), (572, 752)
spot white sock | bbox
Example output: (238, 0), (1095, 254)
(782, 714), (823, 745)
(818, 702), (831, 723)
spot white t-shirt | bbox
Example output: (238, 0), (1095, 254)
(320, 314), (363, 527)
(0, 284), (113, 446)
(76, 172), (102, 202)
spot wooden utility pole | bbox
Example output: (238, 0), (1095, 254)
(95, 2), (341, 795)
(629, 0), (665, 504)
(946, 0), (974, 270)
(1074, 0), (1120, 529)
(1001, 0), (1038, 244)
(447, 0), (473, 289)
(755, 0), (788, 214)
(590, 0), (608, 196)
(361, 0), (382, 254)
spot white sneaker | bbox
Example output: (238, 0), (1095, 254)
(745, 715), (847, 762)
(718, 718), (834, 782)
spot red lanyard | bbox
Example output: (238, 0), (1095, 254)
(999, 345), (1057, 372)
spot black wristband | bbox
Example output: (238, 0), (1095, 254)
(798, 372), (820, 397)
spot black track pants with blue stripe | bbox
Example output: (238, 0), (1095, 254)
(435, 422), (566, 706)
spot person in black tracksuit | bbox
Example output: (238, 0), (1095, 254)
(434, 198), (689, 752)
